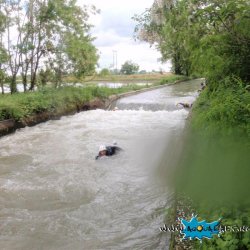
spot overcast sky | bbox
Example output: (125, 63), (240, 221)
(83, 0), (171, 72)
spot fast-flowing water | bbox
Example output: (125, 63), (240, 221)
(0, 79), (202, 250)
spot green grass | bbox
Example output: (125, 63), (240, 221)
(191, 76), (250, 135)
(0, 75), (187, 122)
(159, 75), (190, 85)
(65, 72), (178, 83)
(174, 76), (250, 249)
(0, 86), (135, 121)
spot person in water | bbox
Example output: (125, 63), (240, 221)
(95, 144), (122, 160)
(201, 82), (206, 90)
(177, 102), (193, 108)
(198, 82), (206, 92)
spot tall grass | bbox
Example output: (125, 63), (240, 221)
(192, 76), (250, 135)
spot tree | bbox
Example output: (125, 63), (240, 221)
(139, 70), (147, 74)
(0, 3), (8, 94)
(133, 0), (192, 76)
(37, 67), (54, 87)
(0, 68), (7, 94)
(120, 61), (139, 75)
(99, 68), (110, 76)
(134, 0), (250, 82)
(0, 0), (99, 93)
(63, 32), (98, 78)
(188, 0), (250, 83)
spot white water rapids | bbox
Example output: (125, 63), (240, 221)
(0, 79), (202, 250)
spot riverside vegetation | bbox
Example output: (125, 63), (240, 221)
(0, 74), (187, 122)
(135, 0), (250, 249)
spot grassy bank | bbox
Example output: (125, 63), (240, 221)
(192, 77), (250, 135)
(174, 76), (250, 249)
(0, 74), (187, 122)
(0, 85), (141, 121)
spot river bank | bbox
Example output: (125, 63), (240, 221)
(170, 77), (250, 249)
(0, 75), (189, 137)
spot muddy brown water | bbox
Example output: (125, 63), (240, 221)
(0, 79), (202, 250)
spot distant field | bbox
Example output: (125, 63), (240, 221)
(13, 73), (174, 85)
(64, 73), (174, 83)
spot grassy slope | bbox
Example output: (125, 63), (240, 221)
(177, 77), (250, 249)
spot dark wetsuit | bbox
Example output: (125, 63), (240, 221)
(95, 146), (122, 160)
(106, 146), (121, 156)
(178, 102), (192, 108)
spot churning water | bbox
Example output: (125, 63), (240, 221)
(0, 79), (202, 250)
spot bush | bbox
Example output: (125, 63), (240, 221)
(192, 76), (250, 135)
(99, 68), (110, 77)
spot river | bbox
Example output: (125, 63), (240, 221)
(0, 79), (202, 250)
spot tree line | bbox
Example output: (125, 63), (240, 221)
(0, 0), (99, 94)
(134, 0), (250, 86)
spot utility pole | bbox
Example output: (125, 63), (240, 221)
(112, 50), (118, 74)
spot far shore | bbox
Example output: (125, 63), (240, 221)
(0, 75), (190, 137)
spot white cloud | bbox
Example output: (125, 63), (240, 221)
(93, 30), (131, 47)
(82, 0), (171, 72)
